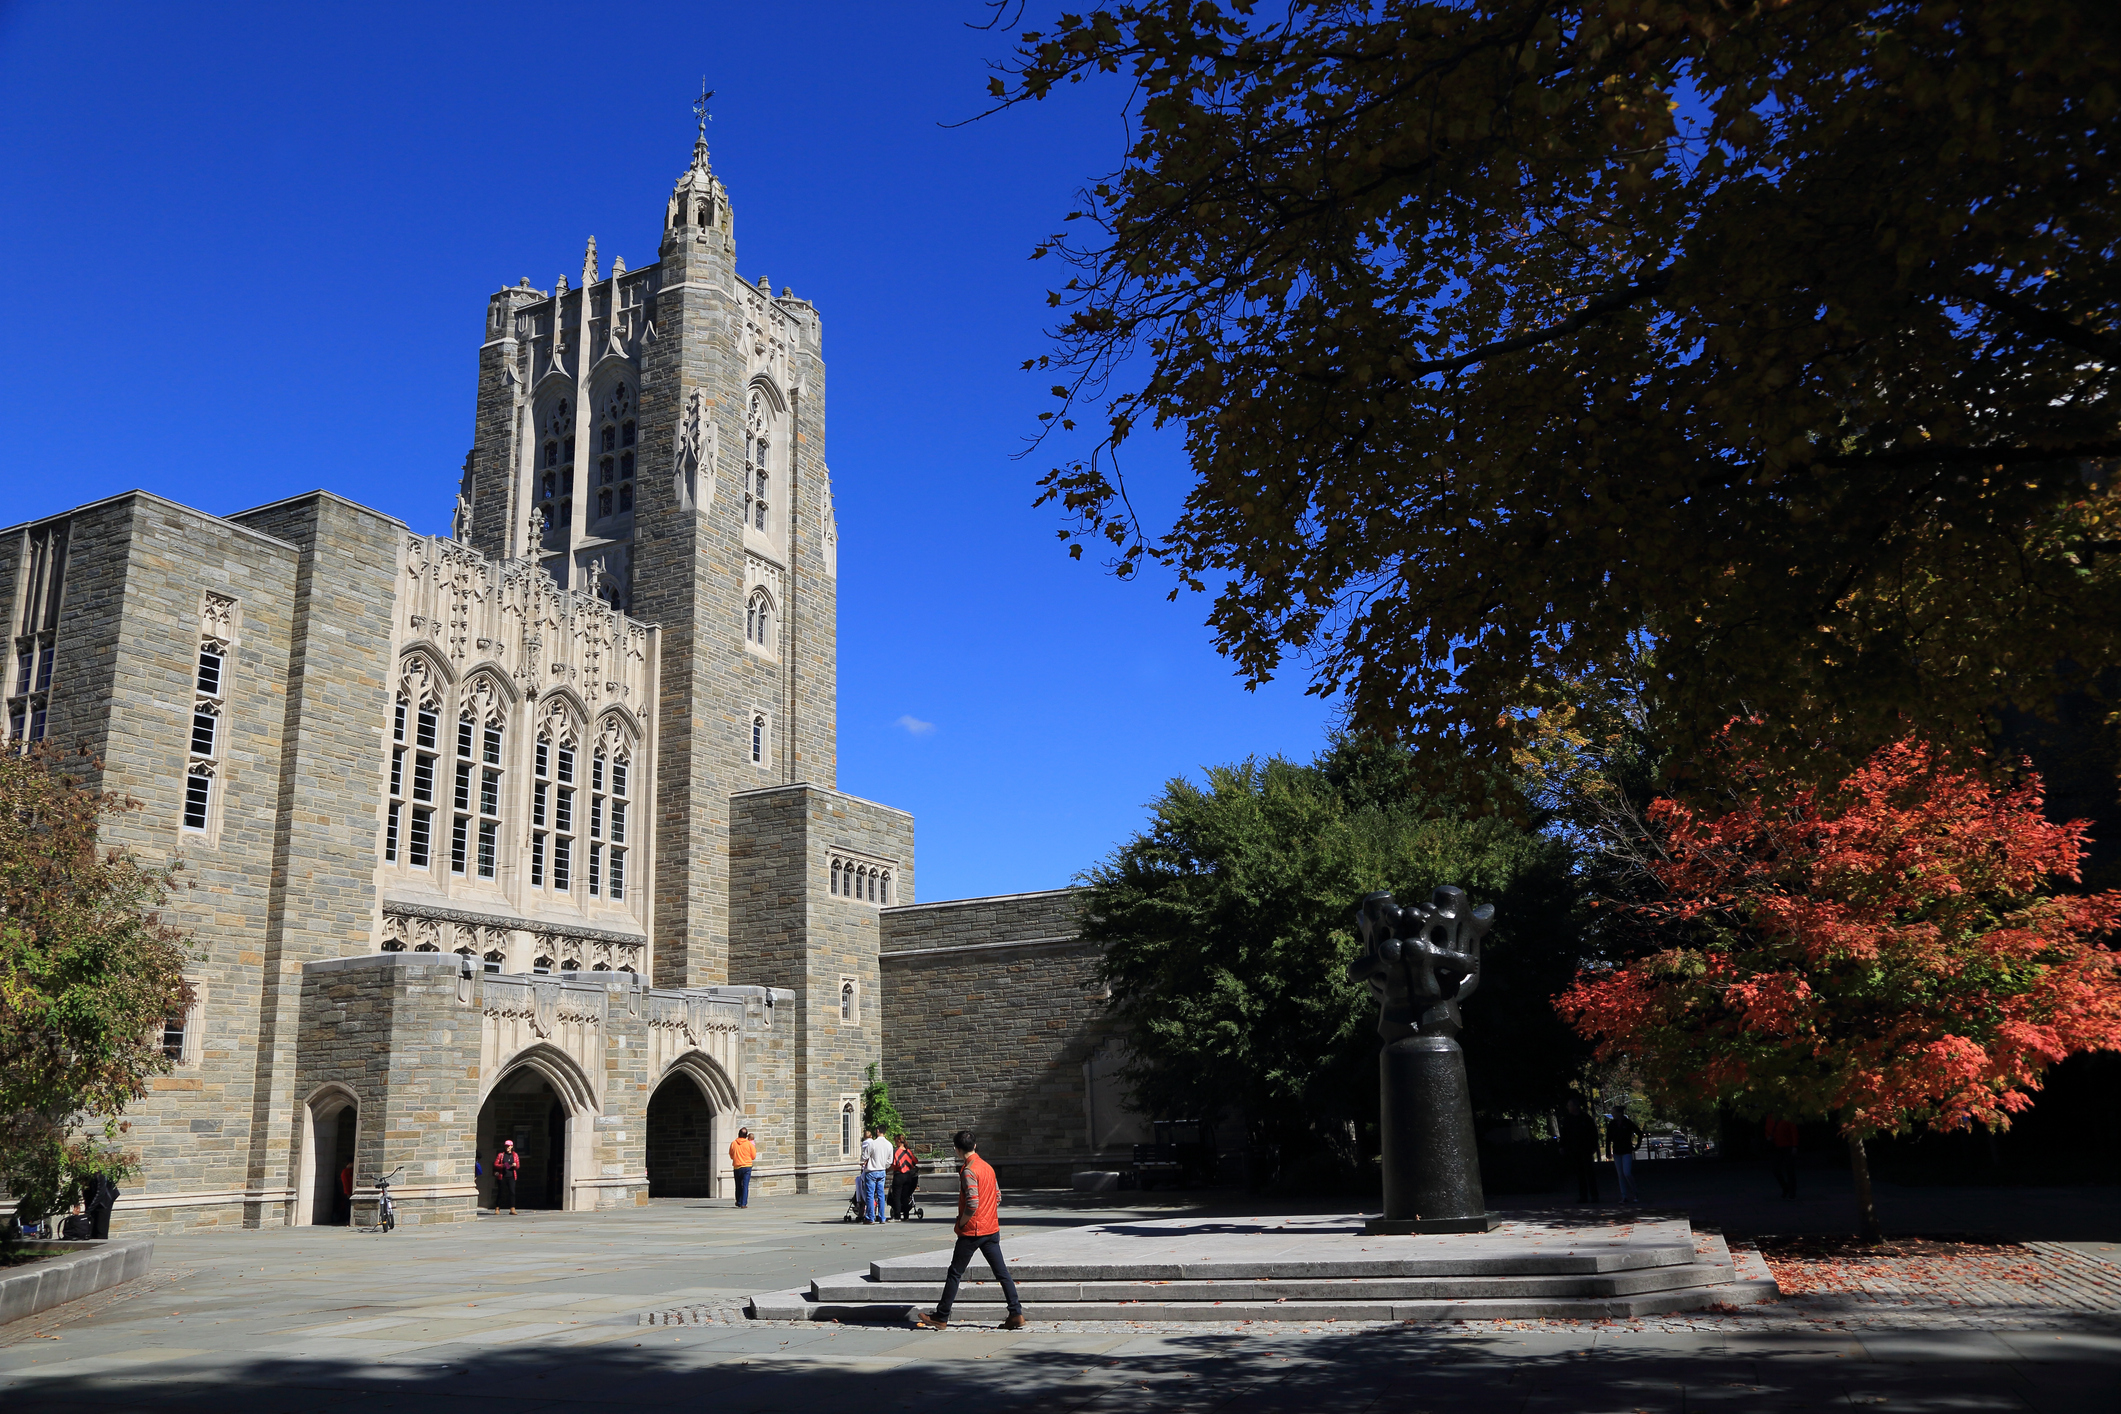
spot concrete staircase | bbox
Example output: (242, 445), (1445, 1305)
(747, 1212), (1779, 1323)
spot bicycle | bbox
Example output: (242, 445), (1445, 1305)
(371, 1166), (404, 1233)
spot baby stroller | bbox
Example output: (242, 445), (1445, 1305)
(840, 1160), (926, 1222)
(890, 1164), (925, 1222)
(842, 1177), (924, 1222)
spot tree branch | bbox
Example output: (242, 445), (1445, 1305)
(1812, 439), (2121, 471)
(1952, 278), (2121, 363)
(1312, 268), (1674, 385)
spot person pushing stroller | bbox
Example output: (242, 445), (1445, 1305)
(888, 1133), (922, 1221)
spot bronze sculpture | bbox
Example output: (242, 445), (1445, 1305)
(1348, 886), (1495, 1233)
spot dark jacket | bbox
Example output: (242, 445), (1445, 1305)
(1606, 1115), (1643, 1157)
(1559, 1110), (1600, 1158)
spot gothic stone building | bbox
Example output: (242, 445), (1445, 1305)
(1, 129), (1149, 1235)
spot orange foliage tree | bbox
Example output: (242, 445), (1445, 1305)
(1558, 736), (2121, 1240)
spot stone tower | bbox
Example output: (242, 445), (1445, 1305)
(457, 117), (841, 992)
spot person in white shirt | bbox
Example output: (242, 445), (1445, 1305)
(859, 1126), (893, 1223)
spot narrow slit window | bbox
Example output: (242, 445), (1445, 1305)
(183, 770), (212, 831)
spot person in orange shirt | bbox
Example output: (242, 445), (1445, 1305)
(729, 1127), (758, 1209)
(915, 1130), (1024, 1330)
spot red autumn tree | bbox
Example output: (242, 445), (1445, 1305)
(1558, 736), (2121, 1241)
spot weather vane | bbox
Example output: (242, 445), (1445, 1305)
(694, 80), (714, 141)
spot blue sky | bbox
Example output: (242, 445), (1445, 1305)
(0, 1), (1343, 901)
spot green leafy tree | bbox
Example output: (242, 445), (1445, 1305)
(990, 1), (2120, 785)
(1084, 738), (1583, 1185)
(2, 747), (193, 1229)
(861, 1061), (905, 1139)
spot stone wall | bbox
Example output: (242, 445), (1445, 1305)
(880, 888), (1144, 1184)
(3, 493), (310, 1233)
(227, 492), (404, 1229)
(283, 953), (780, 1226)
(730, 784), (912, 1191)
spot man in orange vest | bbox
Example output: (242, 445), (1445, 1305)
(915, 1130), (1024, 1330)
(729, 1127), (758, 1208)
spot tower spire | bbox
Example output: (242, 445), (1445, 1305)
(692, 80), (714, 171)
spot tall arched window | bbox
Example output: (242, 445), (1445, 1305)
(742, 392), (770, 532)
(751, 713), (766, 765)
(585, 736), (629, 902)
(594, 383), (635, 523)
(745, 589), (772, 649)
(536, 398), (575, 550)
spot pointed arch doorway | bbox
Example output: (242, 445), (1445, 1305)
(646, 1053), (740, 1198)
(475, 1046), (596, 1211)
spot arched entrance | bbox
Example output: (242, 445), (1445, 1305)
(298, 1087), (359, 1226)
(478, 1070), (567, 1210)
(645, 1054), (738, 1199)
(476, 1047), (596, 1211)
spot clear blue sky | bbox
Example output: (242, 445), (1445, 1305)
(0, 1), (1343, 902)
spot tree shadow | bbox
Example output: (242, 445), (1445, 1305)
(10, 1313), (2117, 1414)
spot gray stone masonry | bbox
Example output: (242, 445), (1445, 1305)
(294, 953), (784, 1224)
(881, 888), (1126, 1183)
(731, 784), (911, 1191)
(3, 493), (306, 1234)
(227, 493), (403, 1229)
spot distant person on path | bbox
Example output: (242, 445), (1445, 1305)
(729, 1127), (757, 1208)
(494, 1138), (523, 1214)
(1765, 1117), (1801, 1199)
(336, 1160), (353, 1225)
(915, 1130), (1026, 1331)
(1606, 1111), (1643, 1203)
(1561, 1098), (1600, 1204)
(859, 1125), (893, 1223)
(889, 1133), (920, 1221)
(84, 1173), (119, 1238)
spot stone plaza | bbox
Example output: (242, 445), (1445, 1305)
(3, 1168), (2116, 1414)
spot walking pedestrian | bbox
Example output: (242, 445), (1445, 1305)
(729, 1127), (757, 1208)
(914, 1131), (1025, 1331)
(1765, 1116), (1800, 1199)
(859, 1124), (892, 1223)
(1560, 1097), (1600, 1204)
(83, 1172), (119, 1238)
(494, 1137), (523, 1214)
(1606, 1110), (1643, 1203)
(336, 1160), (353, 1225)
(889, 1133), (920, 1220)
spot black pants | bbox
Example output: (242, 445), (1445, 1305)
(1572, 1153), (1599, 1202)
(1770, 1147), (1798, 1198)
(498, 1175), (518, 1209)
(936, 1233), (1022, 1318)
(889, 1171), (918, 1219)
(88, 1203), (112, 1239)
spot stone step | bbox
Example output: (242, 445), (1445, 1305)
(751, 1279), (1777, 1324)
(868, 1243), (1697, 1284)
(742, 1213), (1779, 1324)
(812, 1259), (1739, 1306)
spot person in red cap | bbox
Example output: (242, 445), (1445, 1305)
(494, 1138), (523, 1214)
(915, 1131), (1024, 1330)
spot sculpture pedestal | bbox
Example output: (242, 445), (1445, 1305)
(1366, 1031), (1493, 1236)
